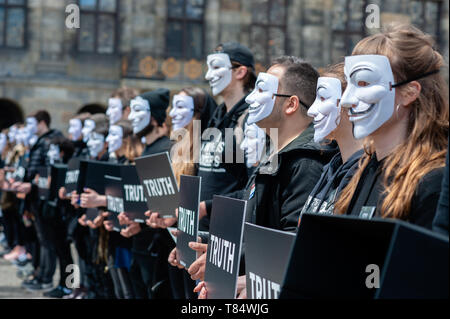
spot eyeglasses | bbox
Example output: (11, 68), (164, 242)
(272, 93), (310, 109)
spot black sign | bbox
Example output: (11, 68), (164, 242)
(121, 165), (148, 223)
(104, 173), (125, 232)
(36, 166), (50, 200)
(48, 164), (67, 202)
(244, 223), (295, 299)
(135, 152), (179, 218)
(280, 213), (449, 299)
(64, 157), (81, 194)
(176, 175), (201, 268)
(204, 195), (247, 299)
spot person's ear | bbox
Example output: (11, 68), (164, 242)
(284, 96), (300, 116)
(123, 106), (131, 117)
(234, 66), (248, 81)
(398, 81), (421, 107)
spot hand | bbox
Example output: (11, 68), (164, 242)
(193, 281), (208, 299)
(58, 187), (67, 200)
(120, 222), (141, 238)
(103, 220), (114, 232)
(80, 188), (106, 208)
(118, 212), (132, 225)
(187, 242), (208, 281)
(145, 211), (177, 229)
(168, 247), (185, 269)
(199, 201), (207, 220)
(236, 275), (247, 299)
(86, 213), (104, 229)
(17, 182), (32, 194)
(10, 181), (22, 190)
(78, 214), (87, 227)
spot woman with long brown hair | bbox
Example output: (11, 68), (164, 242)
(335, 23), (448, 228)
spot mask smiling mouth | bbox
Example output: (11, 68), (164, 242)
(209, 78), (221, 86)
(349, 103), (376, 117)
(248, 103), (262, 113)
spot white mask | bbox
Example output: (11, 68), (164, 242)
(128, 96), (151, 134)
(0, 133), (6, 154)
(68, 118), (82, 142)
(246, 72), (279, 125)
(106, 98), (123, 125)
(47, 144), (60, 164)
(8, 125), (17, 143)
(106, 125), (123, 154)
(82, 119), (96, 143)
(340, 55), (395, 139)
(169, 95), (194, 131)
(17, 127), (31, 147)
(205, 53), (233, 96)
(240, 123), (266, 168)
(87, 132), (105, 158)
(26, 117), (38, 136)
(308, 77), (342, 143)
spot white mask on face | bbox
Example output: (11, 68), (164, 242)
(106, 125), (123, 154)
(47, 144), (60, 165)
(17, 127), (31, 147)
(82, 119), (96, 143)
(87, 132), (105, 158)
(240, 123), (266, 168)
(128, 96), (151, 134)
(169, 95), (194, 131)
(68, 119), (82, 142)
(205, 53), (233, 96)
(246, 72), (279, 125)
(307, 77), (342, 143)
(26, 117), (38, 136)
(106, 98), (123, 125)
(340, 55), (395, 139)
(0, 133), (6, 154)
(8, 125), (17, 143)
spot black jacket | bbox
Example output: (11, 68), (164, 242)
(432, 142), (449, 236)
(300, 149), (363, 217)
(240, 123), (337, 232)
(25, 129), (63, 182)
(346, 154), (445, 230)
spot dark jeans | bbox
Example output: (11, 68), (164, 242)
(108, 255), (134, 299)
(168, 266), (197, 299)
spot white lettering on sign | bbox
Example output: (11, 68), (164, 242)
(143, 177), (176, 197)
(208, 234), (235, 274)
(65, 170), (79, 184)
(107, 195), (124, 213)
(248, 272), (281, 299)
(123, 184), (146, 202)
(178, 207), (195, 236)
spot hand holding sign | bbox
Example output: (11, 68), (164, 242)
(17, 182), (32, 195)
(236, 275), (247, 299)
(187, 242), (208, 281)
(168, 247), (185, 269)
(145, 211), (177, 229)
(71, 191), (80, 208)
(78, 214), (87, 227)
(193, 281), (208, 299)
(120, 222), (141, 238)
(80, 188), (107, 208)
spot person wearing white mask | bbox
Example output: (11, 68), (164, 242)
(105, 119), (140, 164)
(106, 87), (136, 126)
(7, 124), (18, 144)
(240, 123), (266, 168)
(300, 63), (363, 217)
(81, 118), (96, 144)
(335, 24), (448, 230)
(68, 118), (83, 142)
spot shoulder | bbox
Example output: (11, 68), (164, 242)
(416, 167), (445, 195)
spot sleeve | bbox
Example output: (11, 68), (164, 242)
(410, 167), (445, 230)
(433, 149), (449, 236)
(279, 158), (324, 232)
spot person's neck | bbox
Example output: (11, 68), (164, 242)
(334, 125), (363, 163)
(274, 118), (310, 152)
(372, 120), (408, 161)
(221, 85), (245, 113)
(96, 148), (106, 160)
(145, 128), (165, 146)
(38, 127), (49, 137)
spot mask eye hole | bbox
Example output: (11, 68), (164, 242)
(258, 88), (263, 93)
(357, 81), (369, 87)
(320, 96), (325, 102)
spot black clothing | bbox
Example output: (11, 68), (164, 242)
(432, 143), (449, 236)
(300, 149), (363, 216)
(241, 124), (337, 232)
(199, 97), (249, 229)
(346, 154), (445, 229)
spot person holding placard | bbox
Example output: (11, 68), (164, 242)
(335, 24), (448, 229)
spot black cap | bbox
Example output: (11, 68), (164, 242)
(214, 42), (255, 69)
(140, 88), (170, 126)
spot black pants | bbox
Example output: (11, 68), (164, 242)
(108, 255), (134, 299)
(168, 266), (197, 299)
(1, 203), (25, 248)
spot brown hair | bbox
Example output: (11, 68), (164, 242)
(111, 87), (139, 108)
(30, 110), (51, 127)
(335, 24), (449, 220)
(321, 62), (347, 92)
(231, 62), (256, 93)
(114, 119), (143, 163)
(91, 113), (109, 137)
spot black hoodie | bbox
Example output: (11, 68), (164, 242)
(242, 123), (337, 232)
(300, 149), (363, 217)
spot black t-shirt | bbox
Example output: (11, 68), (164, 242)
(132, 135), (173, 254)
(347, 154), (444, 229)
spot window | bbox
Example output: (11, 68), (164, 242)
(78, 0), (118, 54)
(331, 0), (367, 62)
(250, 0), (288, 66)
(0, 0), (27, 48)
(410, 0), (443, 49)
(166, 0), (205, 59)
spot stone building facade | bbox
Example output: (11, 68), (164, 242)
(0, 0), (448, 132)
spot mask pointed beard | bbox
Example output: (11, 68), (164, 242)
(205, 53), (233, 96)
(106, 98), (123, 125)
(307, 77), (342, 143)
(128, 96), (151, 135)
(87, 132), (105, 158)
(340, 55), (396, 139)
(106, 125), (123, 154)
